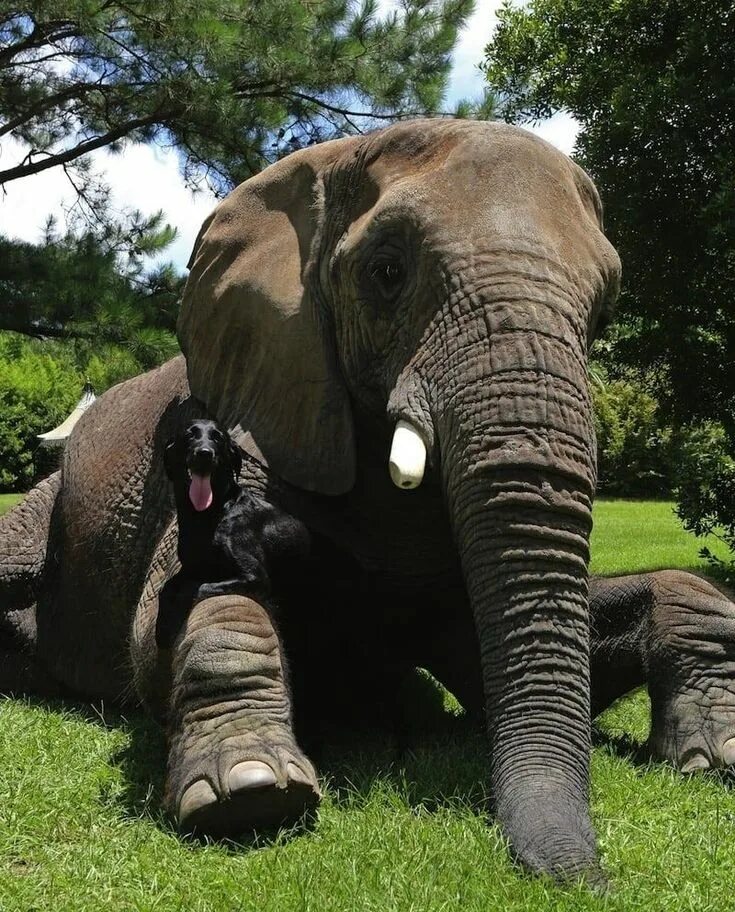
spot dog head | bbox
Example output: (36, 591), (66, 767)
(164, 419), (243, 512)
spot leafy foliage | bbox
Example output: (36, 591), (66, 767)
(592, 373), (671, 497)
(0, 0), (473, 196)
(674, 423), (735, 580)
(0, 330), (166, 491)
(483, 0), (735, 432)
(0, 334), (77, 490)
(0, 215), (181, 361)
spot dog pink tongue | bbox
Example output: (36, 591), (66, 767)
(189, 473), (213, 511)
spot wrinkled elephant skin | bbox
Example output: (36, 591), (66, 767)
(2, 120), (735, 882)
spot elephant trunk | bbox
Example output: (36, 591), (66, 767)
(432, 281), (599, 877)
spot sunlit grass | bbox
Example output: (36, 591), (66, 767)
(1, 494), (734, 910)
(590, 499), (730, 577)
(0, 493), (22, 515)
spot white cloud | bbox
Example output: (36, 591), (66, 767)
(0, 136), (77, 241)
(445, 2), (501, 105)
(522, 111), (580, 157)
(0, 136), (216, 270)
(99, 143), (218, 267)
(0, 6), (579, 271)
(446, 3), (580, 157)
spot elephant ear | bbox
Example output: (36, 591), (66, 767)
(177, 143), (357, 495)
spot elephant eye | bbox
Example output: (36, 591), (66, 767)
(368, 257), (405, 302)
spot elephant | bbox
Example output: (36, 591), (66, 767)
(2, 118), (735, 881)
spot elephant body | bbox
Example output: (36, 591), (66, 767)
(2, 120), (735, 879)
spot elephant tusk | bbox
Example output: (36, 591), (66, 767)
(389, 420), (426, 490)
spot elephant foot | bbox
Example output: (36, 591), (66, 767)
(164, 593), (320, 839)
(648, 691), (735, 772)
(646, 571), (735, 772)
(174, 741), (321, 839)
(165, 719), (321, 839)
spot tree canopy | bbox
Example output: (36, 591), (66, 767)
(483, 0), (735, 434)
(0, 0), (479, 351)
(0, 213), (182, 364)
(1, 0), (474, 196)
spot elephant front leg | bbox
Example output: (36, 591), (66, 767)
(164, 593), (320, 837)
(590, 571), (735, 771)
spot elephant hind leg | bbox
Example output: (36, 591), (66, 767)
(0, 472), (61, 627)
(590, 570), (735, 771)
(645, 570), (735, 771)
(589, 574), (651, 718)
(0, 474), (64, 698)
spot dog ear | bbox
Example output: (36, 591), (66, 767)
(163, 438), (178, 479)
(228, 436), (243, 480)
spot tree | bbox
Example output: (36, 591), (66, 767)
(1, 0), (474, 197)
(483, 0), (735, 435)
(0, 214), (182, 366)
(483, 0), (735, 571)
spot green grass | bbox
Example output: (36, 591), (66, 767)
(1, 497), (734, 910)
(0, 493), (22, 515)
(590, 499), (731, 577)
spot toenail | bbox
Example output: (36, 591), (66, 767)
(229, 760), (278, 793)
(681, 752), (711, 773)
(722, 737), (735, 766)
(286, 762), (314, 788)
(179, 779), (217, 821)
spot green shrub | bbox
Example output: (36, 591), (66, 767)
(0, 331), (178, 491)
(673, 421), (735, 580)
(0, 336), (79, 491)
(591, 362), (735, 576)
(84, 346), (152, 392)
(592, 376), (673, 496)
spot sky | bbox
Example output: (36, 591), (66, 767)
(0, 3), (578, 271)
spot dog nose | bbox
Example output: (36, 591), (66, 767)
(192, 448), (214, 471)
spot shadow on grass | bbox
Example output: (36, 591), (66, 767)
(299, 666), (492, 816)
(316, 714), (490, 817)
(1, 672), (493, 852)
(592, 726), (651, 766)
(2, 692), (171, 821)
(14, 675), (735, 858)
(592, 723), (735, 792)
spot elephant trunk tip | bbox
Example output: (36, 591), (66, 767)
(389, 420), (426, 490)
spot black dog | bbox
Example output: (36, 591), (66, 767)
(156, 419), (311, 648)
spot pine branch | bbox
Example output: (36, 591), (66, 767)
(0, 112), (164, 184)
(285, 90), (418, 121)
(0, 312), (94, 341)
(0, 79), (116, 138)
(0, 18), (80, 68)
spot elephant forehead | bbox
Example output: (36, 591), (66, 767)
(358, 122), (600, 255)
(366, 120), (578, 199)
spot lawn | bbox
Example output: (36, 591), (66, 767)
(589, 499), (732, 577)
(0, 493), (22, 515)
(1, 496), (734, 911)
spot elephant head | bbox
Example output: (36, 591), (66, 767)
(177, 119), (621, 878)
